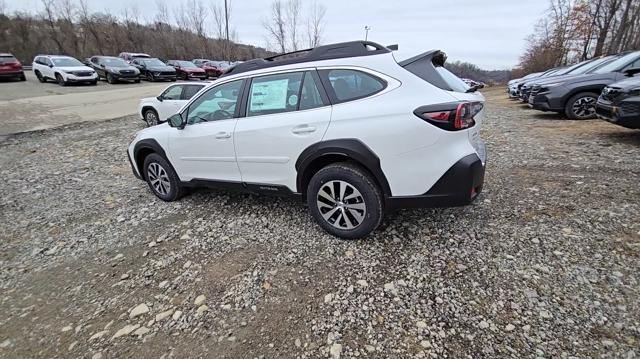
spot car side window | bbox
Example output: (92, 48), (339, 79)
(186, 80), (243, 125)
(181, 85), (204, 100)
(247, 72), (304, 117)
(162, 86), (183, 100)
(624, 58), (640, 70)
(45, 58), (52, 67)
(324, 69), (385, 103)
(299, 72), (325, 110)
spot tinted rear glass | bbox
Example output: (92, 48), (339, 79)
(400, 52), (470, 93)
(0, 56), (17, 64)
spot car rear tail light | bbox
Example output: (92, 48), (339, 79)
(414, 101), (483, 131)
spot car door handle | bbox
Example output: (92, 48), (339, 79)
(292, 125), (316, 134)
(215, 132), (231, 139)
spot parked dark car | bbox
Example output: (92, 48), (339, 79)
(201, 61), (226, 78)
(0, 53), (26, 81)
(166, 60), (207, 80)
(596, 73), (640, 129)
(528, 51), (640, 119)
(88, 56), (140, 83)
(519, 56), (618, 103)
(131, 58), (176, 82)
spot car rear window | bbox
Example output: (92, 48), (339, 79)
(0, 56), (17, 64)
(399, 51), (470, 93)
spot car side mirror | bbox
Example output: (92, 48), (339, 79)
(48, 64), (53, 68)
(168, 113), (185, 129)
(156, 95), (163, 102)
(623, 67), (640, 77)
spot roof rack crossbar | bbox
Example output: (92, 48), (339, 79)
(222, 41), (392, 77)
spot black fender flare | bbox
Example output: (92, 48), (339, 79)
(132, 139), (178, 180)
(295, 139), (392, 197)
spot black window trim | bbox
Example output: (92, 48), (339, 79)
(317, 68), (388, 104)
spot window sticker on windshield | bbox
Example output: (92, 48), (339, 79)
(250, 79), (289, 111)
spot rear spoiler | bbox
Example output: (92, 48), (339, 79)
(398, 50), (447, 68)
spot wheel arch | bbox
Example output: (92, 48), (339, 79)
(133, 139), (177, 181)
(141, 105), (158, 119)
(295, 139), (392, 198)
(562, 86), (605, 107)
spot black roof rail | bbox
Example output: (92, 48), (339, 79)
(221, 41), (392, 77)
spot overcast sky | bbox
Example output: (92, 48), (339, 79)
(7, 0), (548, 70)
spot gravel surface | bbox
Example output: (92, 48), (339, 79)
(1, 88), (639, 358)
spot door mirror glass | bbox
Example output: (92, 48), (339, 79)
(156, 95), (163, 102)
(168, 114), (185, 129)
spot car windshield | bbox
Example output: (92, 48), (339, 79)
(592, 52), (640, 74)
(101, 58), (128, 67)
(177, 61), (198, 68)
(141, 59), (166, 67)
(52, 57), (83, 67)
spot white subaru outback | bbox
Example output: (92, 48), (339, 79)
(127, 41), (487, 239)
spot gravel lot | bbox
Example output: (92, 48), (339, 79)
(1, 88), (638, 358)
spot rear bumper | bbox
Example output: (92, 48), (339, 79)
(387, 152), (486, 210)
(0, 71), (23, 77)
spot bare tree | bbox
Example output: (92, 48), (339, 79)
(306, 1), (326, 48)
(286, 0), (301, 51)
(40, 0), (65, 53)
(155, 0), (170, 25)
(263, 0), (287, 53)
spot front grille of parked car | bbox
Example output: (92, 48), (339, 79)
(120, 70), (135, 75)
(155, 72), (175, 76)
(74, 71), (94, 77)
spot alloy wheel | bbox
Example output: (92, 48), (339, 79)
(316, 180), (366, 230)
(572, 96), (596, 118)
(147, 162), (171, 196)
(145, 111), (158, 126)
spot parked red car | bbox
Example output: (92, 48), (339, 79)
(166, 60), (207, 80)
(0, 53), (26, 81)
(201, 61), (228, 78)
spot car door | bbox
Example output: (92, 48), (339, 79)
(43, 58), (54, 79)
(233, 70), (331, 191)
(168, 79), (245, 182)
(91, 57), (103, 78)
(157, 85), (186, 121)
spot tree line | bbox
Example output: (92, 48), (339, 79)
(0, 0), (273, 64)
(517, 0), (640, 76)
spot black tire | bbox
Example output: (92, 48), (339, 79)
(106, 73), (116, 84)
(19, 73), (26, 81)
(147, 73), (155, 82)
(55, 73), (66, 86)
(142, 153), (184, 202)
(170, 78), (177, 82)
(565, 92), (599, 120)
(134, 79), (141, 83)
(90, 80), (97, 85)
(144, 108), (159, 127)
(307, 163), (384, 239)
(35, 71), (45, 83)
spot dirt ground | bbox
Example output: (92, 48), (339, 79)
(0, 87), (638, 358)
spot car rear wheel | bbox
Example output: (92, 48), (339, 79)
(143, 153), (184, 201)
(19, 73), (26, 81)
(307, 163), (384, 239)
(144, 109), (159, 127)
(565, 92), (599, 120)
(55, 73), (66, 86)
(35, 71), (45, 83)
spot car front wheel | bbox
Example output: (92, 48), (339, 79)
(55, 73), (66, 86)
(143, 153), (184, 201)
(565, 92), (599, 120)
(307, 163), (384, 239)
(144, 109), (159, 127)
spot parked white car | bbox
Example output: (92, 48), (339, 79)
(32, 55), (98, 86)
(138, 82), (208, 126)
(128, 41), (487, 239)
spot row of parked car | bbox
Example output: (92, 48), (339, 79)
(507, 51), (640, 129)
(0, 51), (238, 85)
